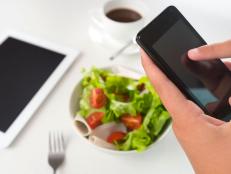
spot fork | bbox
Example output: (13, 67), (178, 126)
(48, 131), (65, 174)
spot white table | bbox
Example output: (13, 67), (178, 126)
(0, 0), (231, 173)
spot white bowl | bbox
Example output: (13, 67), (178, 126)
(69, 65), (172, 154)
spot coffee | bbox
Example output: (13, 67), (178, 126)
(106, 8), (142, 23)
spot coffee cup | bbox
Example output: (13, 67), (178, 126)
(91, 0), (150, 44)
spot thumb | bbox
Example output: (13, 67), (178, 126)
(188, 40), (231, 61)
(229, 97), (231, 106)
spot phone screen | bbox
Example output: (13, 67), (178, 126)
(152, 19), (231, 120)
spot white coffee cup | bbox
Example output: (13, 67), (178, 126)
(91, 0), (150, 44)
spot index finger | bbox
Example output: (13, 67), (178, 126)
(188, 40), (231, 60)
(141, 49), (204, 123)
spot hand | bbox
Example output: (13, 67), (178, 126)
(187, 41), (231, 114)
(188, 40), (231, 102)
(141, 40), (231, 174)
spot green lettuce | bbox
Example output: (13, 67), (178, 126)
(81, 67), (110, 88)
(105, 75), (136, 94)
(78, 85), (93, 117)
(102, 110), (117, 123)
(138, 76), (160, 99)
(132, 92), (153, 115)
(143, 105), (170, 137)
(109, 100), (136, 118)
(116, 127), (152, 152)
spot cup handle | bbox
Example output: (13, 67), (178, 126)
(89, 9), (104, 29)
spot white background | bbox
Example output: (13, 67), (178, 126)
(0, 0), (231, 174)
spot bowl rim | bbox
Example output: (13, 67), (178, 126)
(69, 65), (172, 154)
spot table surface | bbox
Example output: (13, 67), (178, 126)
(0, 0), (231, 173)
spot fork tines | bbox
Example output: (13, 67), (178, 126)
(49, 131), (65, 153)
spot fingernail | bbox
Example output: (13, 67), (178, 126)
(188, 48), (200, 59)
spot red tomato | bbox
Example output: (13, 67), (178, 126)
(121, 114), (142, 130)
(107, 131), (126, 143)
(90, 88), (107, 108)
(86, 112), (104, 129)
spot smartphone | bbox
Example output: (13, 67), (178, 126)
(136, 6), (231, 121)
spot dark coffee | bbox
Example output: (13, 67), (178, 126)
(106, 8), (142, 23)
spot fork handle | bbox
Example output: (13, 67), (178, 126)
(53, 169), (56, 174)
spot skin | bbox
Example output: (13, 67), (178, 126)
(141, 40), (231, 174)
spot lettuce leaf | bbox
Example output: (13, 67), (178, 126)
(116, 127), (152, 152)
(143, 104), (170, 137)
(102, 110), (117, 123)
(105, 75), (136, 94)
(138, 76), (160, 99)
(78, 85), (93, 117)
(109, 100), (136, 118)
(132, 92), (153, 115)
(81, 67), (110, 88)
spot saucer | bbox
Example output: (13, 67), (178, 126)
(88, 23), (139, 55)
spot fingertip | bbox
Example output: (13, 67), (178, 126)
(188, 48), (200, 60)
(229, 97), (231, 106)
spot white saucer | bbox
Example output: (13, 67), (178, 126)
(88, 23), (139, 55)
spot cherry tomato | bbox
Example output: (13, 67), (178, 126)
(90, 88), (107, 108)
(107, 131), (126, 144)
(121, 114), (142, 130)
(86, 112), (104, 129)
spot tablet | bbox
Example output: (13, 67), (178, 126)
(0, 32), (79, 148)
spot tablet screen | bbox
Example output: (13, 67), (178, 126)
(0, 37), (65, 132)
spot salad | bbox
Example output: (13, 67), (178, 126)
(77, 67), (170, 152)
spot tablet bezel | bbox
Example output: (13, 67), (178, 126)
(0, 31), (79, 148)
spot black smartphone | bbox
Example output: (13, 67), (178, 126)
(136, 6), (231, 121)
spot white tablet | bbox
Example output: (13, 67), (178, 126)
(0, 32), (79, 148)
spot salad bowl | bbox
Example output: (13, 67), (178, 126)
(69, 65), (172, 154)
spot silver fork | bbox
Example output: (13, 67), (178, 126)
(48, 131), (65, 174)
